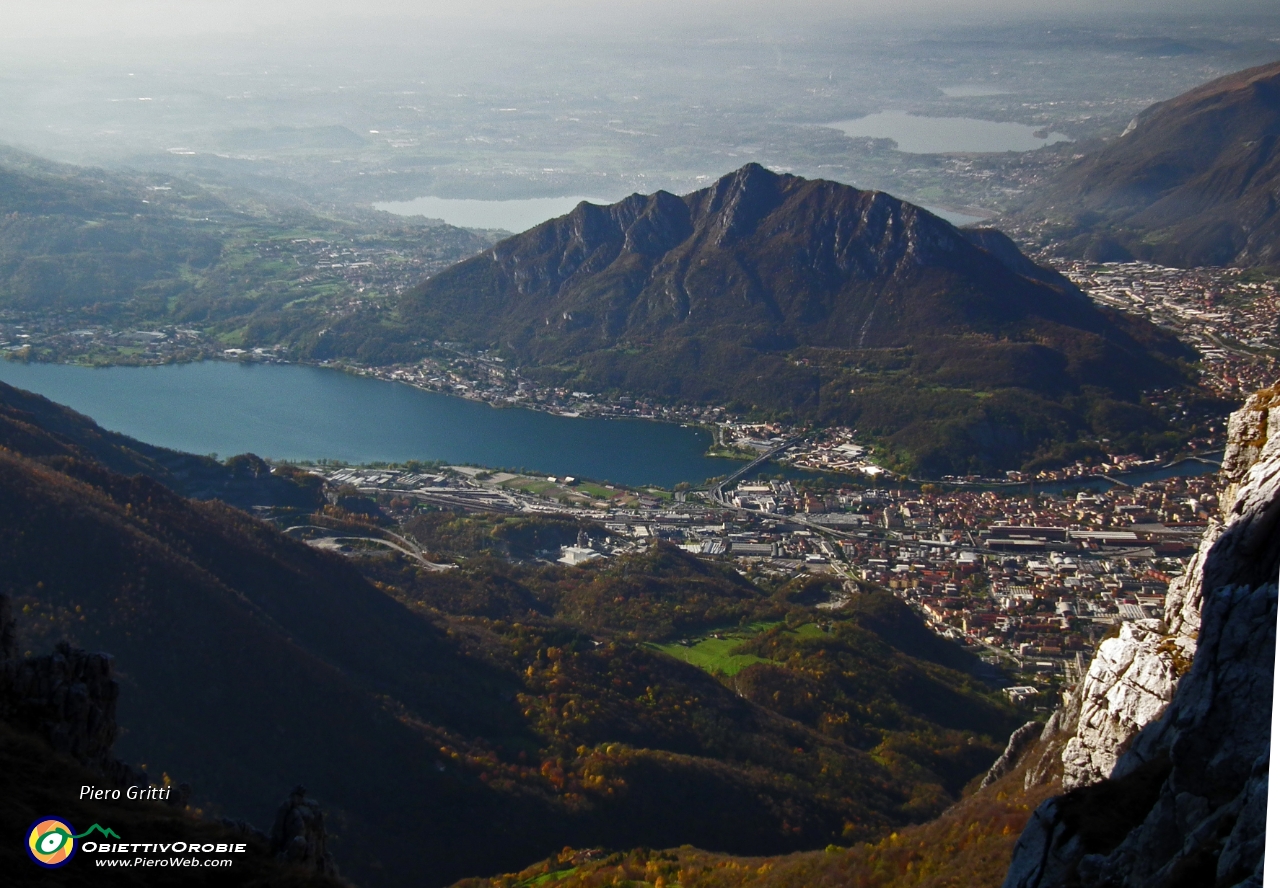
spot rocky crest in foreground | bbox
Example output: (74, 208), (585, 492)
(1003, 385), (1277, 888)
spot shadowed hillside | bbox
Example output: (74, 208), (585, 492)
(0, 444), (534, 885)
(0, 382), (1023, 886)
(1011, 60), (1280, 267)
(451, 727), (1062, 888)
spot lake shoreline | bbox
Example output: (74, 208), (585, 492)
(5, 348), (736, 436)
(1, 353), (1221, 491)
(0, 357), (749, 488)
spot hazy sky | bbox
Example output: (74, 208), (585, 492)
(8, 0), (1279, 45)
(3, 0), (1275, 192)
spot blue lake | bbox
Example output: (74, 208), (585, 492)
(0, 360), (743, 488)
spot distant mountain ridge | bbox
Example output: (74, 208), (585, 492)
(1012, 60), (1280, 267)
(402, 163), (1108, 353)
(378, 164), (1194, 473)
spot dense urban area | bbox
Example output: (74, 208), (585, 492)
(296, 443), (1217, 705)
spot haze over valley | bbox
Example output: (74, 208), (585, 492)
(3, 7), (1279, 217)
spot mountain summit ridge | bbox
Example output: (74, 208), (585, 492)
(389, 164), (1192, 473)
(429, 163), (1104, 351)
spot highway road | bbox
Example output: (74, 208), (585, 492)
(283, 523), (456, 571)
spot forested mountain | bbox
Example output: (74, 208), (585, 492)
(354, 163), (1195, 474)
(0, 148), (1205, 474)
(0, 381), (1021, 887)
(1011, 60), (1280, 267)
(0, 148), (223, 312)
(454, 753), (1061, 888)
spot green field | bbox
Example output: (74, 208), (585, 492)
(650, 622), (824, 676)
(651, 636), (768, 675)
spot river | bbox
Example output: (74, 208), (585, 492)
(941, 456), (1222, 497)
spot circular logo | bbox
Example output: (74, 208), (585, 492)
(26, 818), (76, 868)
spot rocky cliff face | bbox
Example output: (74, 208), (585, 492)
(1054, 528), (1209, 794)
(1058, 617), (1188, 792)
(981, 720), (1045, 790)
(1017, 454), (1217, 796)
(1003, 387), (1277, 888)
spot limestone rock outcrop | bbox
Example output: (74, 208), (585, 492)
(1003, 388), (1277, 888)
(982, 721), (1044, 790)
(1059, 618), (1184, 791)
(0, 594), (119, 770)
(1052, 491), (1214, 792)
(1218, 383), (1280, 510)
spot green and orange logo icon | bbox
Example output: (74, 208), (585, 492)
(25, 819), (118, 867)
(26, 817), (77, 868)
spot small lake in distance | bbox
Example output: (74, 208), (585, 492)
(374, 195), (610, 232)
(940, 85), (1010, 97)
(827, 110), (1071, 154)
(376, 184), (989, 230)
(919, 206), (988, 226)
(0, 361), (744, 488)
